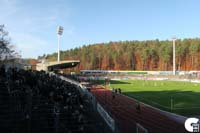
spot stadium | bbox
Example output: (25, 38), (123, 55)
(1, 1), (200, 133)
(1, 59), (200, 133)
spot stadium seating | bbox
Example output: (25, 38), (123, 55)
(0, 67), (107, 133)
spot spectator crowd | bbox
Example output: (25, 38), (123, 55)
(0, 66), (104, 133)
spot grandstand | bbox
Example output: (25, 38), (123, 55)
(80, 70), (200, 77)
(0, 67), (111, 133)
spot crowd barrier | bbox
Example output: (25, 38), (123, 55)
(53, 73), (116, 133)
(97, 103), (115, 131)
(83, 86), (116, 132)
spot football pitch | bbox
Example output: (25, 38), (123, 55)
(94, 79), (200, 116)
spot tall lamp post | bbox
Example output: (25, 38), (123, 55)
(172, 37), (176, 75)
(57, 26), (64, 62)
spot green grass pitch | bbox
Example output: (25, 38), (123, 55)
(94, 80), (200, 116)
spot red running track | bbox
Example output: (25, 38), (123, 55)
(90, 85), (188, 133)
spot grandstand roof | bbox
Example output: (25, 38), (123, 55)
(36, 60), (80, 71)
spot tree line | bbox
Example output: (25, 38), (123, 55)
(44, 39), (200, 71)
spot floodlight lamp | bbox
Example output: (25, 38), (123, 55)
(57, 26), (64, 35)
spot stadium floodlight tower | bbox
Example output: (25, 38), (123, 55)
(172, 37), (176, 75)
(57, 26), (64, 62)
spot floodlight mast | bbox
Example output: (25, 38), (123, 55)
(57, 26), (64, 62)
(172, 37), (176, 75)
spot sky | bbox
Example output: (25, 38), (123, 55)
(1, 0), (200, 58)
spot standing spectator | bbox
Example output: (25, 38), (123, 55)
(136, 101), (141, 113)
(118, 88), (122, 94)
(115, 88), (118, 93)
